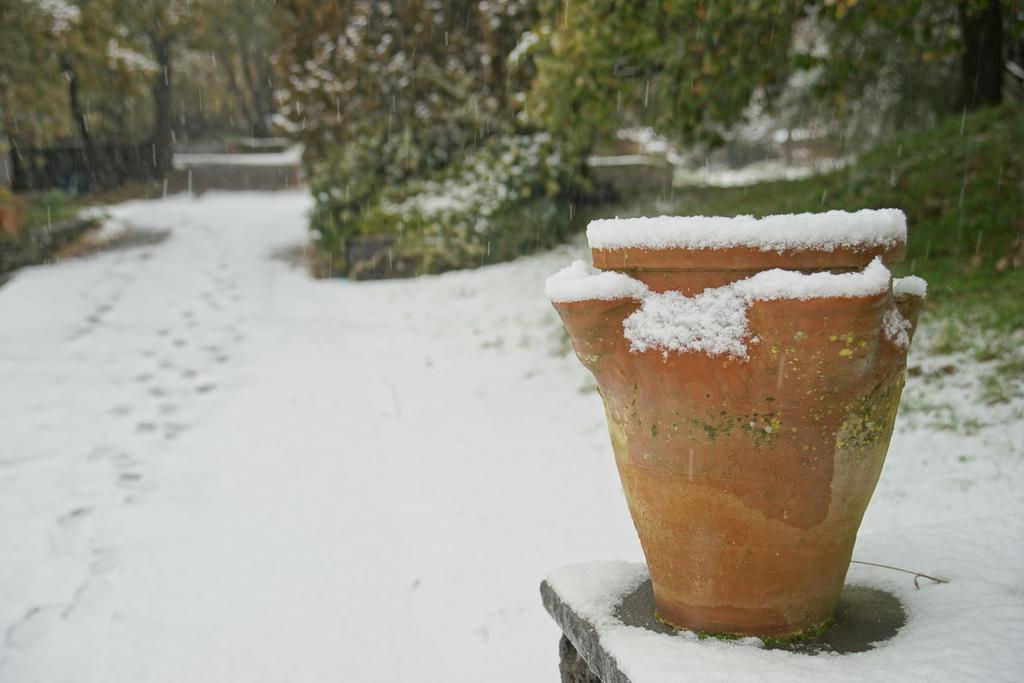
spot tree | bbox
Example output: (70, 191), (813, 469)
(52, 0), (145, 186)
(529, 0), (1021, 155)
(193, 0), (279, 138)
(274, 0), (540, 262)
(527, 1), (805, 153)
(793, 0), (1018, 139)
(959, 0), (1005, 109)
(108, 0), (197, 172)
(0, 0), (74, 149)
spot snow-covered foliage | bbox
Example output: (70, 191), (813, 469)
(381, 133), (566, 224)
(354, 132), (577, 274)
(105, 39), (157, 73)
(33, 0), (80, 33)
(275, 2), (559, 273)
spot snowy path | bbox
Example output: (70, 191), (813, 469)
(1, 191), (1021, 681)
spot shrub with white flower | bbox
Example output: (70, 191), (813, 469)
(354, 132), (580, 274)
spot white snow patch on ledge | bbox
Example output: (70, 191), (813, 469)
(893, 275), (928, 298)
(587, 209), (907, 253)
(545, 516), (1024, 683)
(545, 260), (650, 303)
(624, 258), (892, 358)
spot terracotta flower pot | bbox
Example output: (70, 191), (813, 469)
(547, 210), (926, 638)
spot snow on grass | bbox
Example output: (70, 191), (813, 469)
(674, 157), (852, 188)
(0, 191), (1020, 682)
(587, 209), (907, 253)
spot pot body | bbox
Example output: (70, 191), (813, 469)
(554, 258), (922, 638)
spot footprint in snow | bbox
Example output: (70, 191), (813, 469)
(118, 472), (143, 487)
(163, 422), (189, 440)
(57, 507), (92, 527)
(91, 547), (118, 575)
(5, 605), (64, 648)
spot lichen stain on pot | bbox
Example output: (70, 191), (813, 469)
(546, 210), (927, 638)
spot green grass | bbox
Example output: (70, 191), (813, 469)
(22, 190), (79, 231)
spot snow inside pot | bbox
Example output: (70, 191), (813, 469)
(546, 210), (927, 639)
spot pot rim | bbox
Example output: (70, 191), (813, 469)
(587, 209), (907, 271)
(592, 243), (906, 272)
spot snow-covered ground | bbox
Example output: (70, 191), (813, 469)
(1, 191), (1021, 681)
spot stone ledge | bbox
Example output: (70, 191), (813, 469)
(541, 563), (906, 683)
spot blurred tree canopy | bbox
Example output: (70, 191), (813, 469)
(529, 0), (1020, 153)
(1, 0), (83, 148)
(802, 0), (1018, 141)
(0, 0), (280, 177)
(275, 0), (536, 174)
(2, 0), (1019, 275)
(527, 0), (806, 153)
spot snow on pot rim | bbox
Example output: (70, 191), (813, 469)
(546, 258), (927, 358)
(588, 209), (908, 271)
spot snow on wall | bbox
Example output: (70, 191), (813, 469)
(587, 209), (907, 253)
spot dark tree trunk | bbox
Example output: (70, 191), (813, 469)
(149, 35), (174, 173)
(959, 0), (1004, 111)
(59, 51), (103, 187)
(218, 50), (258, 130)
(7, 134), (26, 191)
(238, 47), (270, 137)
